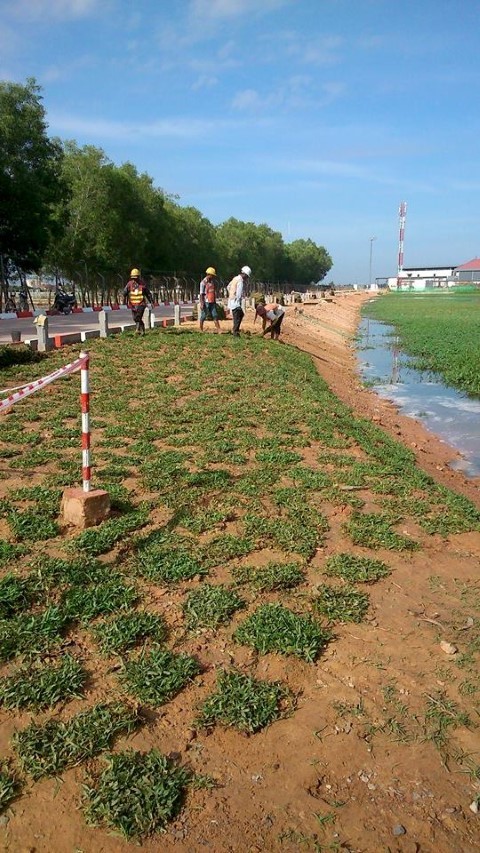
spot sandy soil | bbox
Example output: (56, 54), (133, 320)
(2, 293), (480, 853)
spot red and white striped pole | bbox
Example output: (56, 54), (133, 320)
(80, 351), (91, 493)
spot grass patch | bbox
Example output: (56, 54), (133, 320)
(134, 534), (207, 583)
(92, 611), (167, 655)
(423, 691), (472, 750)
(30, 554), (112, 586)
(0, 655), (86, 710)
(343, 512), (419, 551)
(69, 509), (149, 556)
(313, 584), (370, 623)
(0, 762), (20, 813)
(201, 534), (255, 566)
(62, 577), (138, 623)
(324, 553), (391, 584)
(83, 749), (190, 839)
(13, 702), (139, 780)
(182, 584), (244, 630)
(234, 604), (330, 662)
(8, 508), (59, 542)
(0, 606), (67, 661)
(0, 540), (28, 569)
(0, 571), (45, 618)
(198, 669), (291, 733)
(120, 648), (200, 706)
(233, 561), (305, 591)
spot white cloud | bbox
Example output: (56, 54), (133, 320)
(47, 112), (257, 141)
(189, 0), (289, 22)
(11, 0), (100, 21)
(191, 74), (219, 91)
(231, 76), (345, 113)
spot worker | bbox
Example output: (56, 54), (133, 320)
(254, 300), (286, 339)
(199, 267), (220, 332)
(123, 268), (154, 335)
(227, 265), (251, 336)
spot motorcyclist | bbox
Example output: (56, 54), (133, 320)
(123, 268), (154, 335)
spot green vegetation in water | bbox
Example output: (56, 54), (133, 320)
(363, 292), (480, 396)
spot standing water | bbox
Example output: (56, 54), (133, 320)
(357, 317), (480, 477)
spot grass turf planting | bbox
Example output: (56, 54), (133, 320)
(2, 320), (480, 842)
(119, 648), (201, 706)
(13, 702), (139, 779)
(323, 553), (391, 584)
(182, 584), (244, 630)
(83, 749), (190, 839)
(313, 584), (370, 623)
(232, 561), (305, 591)
(0, 606), (68, 661)
(0, 654), (86, 710)
(363, 291), (480, 397)
(0, 762), (20, 813)
(92, 611), (167, 655)
(198, 669), (291, 733)
(234, 604), (330, 662)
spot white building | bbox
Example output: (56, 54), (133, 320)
(387, 265), (456, 290)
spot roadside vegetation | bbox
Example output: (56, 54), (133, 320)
(363, 291), (480, 396)
(0, 326), (479, 842)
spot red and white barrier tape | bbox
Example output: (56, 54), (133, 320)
(1, 351), (92, 495)
(0, 354), (88, 413)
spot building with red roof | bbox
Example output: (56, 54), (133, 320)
(452, 258), (480, 282)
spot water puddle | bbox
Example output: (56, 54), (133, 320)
(357, 317), (480, 477)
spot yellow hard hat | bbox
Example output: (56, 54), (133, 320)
(206, 266), (216, 275)
(130, 268), (140, 277)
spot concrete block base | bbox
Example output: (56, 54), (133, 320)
(61, 487), (111, 529)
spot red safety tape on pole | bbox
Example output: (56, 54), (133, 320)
(0, 354), (88, 413)
(0, 351), (92, 495)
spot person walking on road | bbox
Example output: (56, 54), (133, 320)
(227, 265), (251, 336)
(199, 267), (220, 332)
(123, 268), (154, 335)
(254, 300), (286, 340)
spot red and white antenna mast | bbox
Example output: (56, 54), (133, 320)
(397, 201), (407, 286)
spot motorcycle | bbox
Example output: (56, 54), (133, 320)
(53, 289), (77, 314)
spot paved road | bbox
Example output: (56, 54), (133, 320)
(0, 304), (194, 344)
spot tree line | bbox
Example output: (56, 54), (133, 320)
(0, 79), (332, 308)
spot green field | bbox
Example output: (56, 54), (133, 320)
(363, 291), (480, 396)
(1, 328), (480, 839)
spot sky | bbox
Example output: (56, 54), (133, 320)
(1, 0), (480, 283)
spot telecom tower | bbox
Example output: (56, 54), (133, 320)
(397, 201), (407, 287)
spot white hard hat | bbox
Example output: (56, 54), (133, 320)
(241, 265), (252, 276)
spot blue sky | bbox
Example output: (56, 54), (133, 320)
(1, 0), (479, 283)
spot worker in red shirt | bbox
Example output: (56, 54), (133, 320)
(123, 268), (154, 335)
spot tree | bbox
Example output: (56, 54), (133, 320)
(285, 238), (332, 285)
(0, 79), (64, 301)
